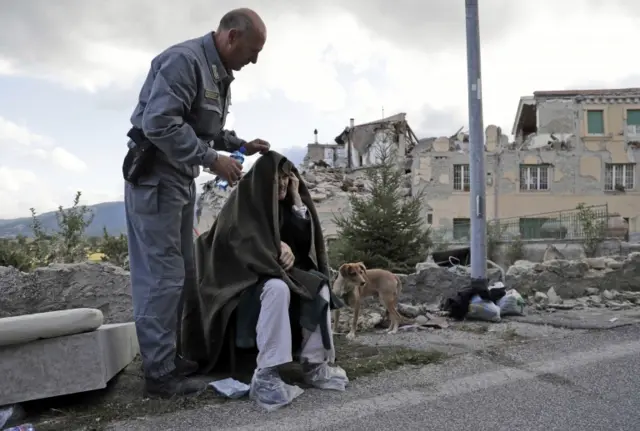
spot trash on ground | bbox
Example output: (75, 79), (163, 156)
(498, 289), (526, 316)
(209, 377), (250, 399)
(467, 294), (501, 322)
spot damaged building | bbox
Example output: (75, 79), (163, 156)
(415, 87), (640, 239)
(301, 113), (418, 237)
(304, 113), (419, 170)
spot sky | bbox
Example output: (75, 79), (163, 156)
(1, 0), (640, 219)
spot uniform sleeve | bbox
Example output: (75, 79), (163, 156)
(212, 130), (247, 152)
(141, 48), (218, 167)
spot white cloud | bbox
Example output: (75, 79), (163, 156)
(0, 116), (53, 147)
(50, 147), (87, 173)
(0, 167), (59, 219)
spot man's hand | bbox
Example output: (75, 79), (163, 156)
(279, 241), (295, 271)
(244, 139), (270, 156)
(210, 154), (242, 185)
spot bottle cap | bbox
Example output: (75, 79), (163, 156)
(238, 146), (247, 154)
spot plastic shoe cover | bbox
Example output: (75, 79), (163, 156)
(249, 367), (304, 412)
(303, 362), (349, 391)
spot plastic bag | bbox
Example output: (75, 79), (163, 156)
(467, 294), (501, 322)
(209, 378), (250, 399)
(249, 368), (304, 412)
(498, 289), (526, 316)
(304, 363), (349, 391)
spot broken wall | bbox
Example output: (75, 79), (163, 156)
(413, 111), (640, 236)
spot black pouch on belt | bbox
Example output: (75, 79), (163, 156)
(122, 127), (157, 185)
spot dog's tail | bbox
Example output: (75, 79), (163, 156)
(392, 274), (414, 325)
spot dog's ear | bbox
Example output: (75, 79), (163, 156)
(339, 264), (349, 277)
(357, 262), (367, 273)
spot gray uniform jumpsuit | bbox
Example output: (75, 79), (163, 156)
(124, 32), (244, 379)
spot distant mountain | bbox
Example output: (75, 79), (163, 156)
(0, 201), (126, 238)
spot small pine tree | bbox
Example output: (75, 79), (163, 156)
(329, 142), (431, 273)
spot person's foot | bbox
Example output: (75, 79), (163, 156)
(302, 362), (349, 391)
(139, 355), (199, 377)
(144, 370), (208, 399)
(175, 355), (199, 376)
(250, 367), (303, 410)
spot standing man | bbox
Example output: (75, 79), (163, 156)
(123, 8), (269, 398)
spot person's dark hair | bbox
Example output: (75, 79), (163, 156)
(218, 10), (254, 35)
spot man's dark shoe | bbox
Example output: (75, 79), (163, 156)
(175, 355), (199, 377)
(139, 355), (200, 377)
(144, 370), (208, 399)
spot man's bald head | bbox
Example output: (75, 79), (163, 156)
(215, 8), (266, 71)
(218, 8), (266, 38)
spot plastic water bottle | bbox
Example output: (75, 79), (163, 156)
(216, 146), (246, 191)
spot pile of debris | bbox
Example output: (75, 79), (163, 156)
(504, 253), (640, 298)
(529, 285), (640, 312)
(0, 263), (132, 323)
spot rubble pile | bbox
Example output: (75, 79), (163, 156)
(0, 262), (132, 323)
(505, 253), (640, 298)
(528, 285), (640, 312)
(300, 165), (369, 204)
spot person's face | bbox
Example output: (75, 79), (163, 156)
(278, 173), (289, 201)
(227, 28), (265, 71)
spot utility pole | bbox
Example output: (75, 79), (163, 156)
(464, 0), (487, 290)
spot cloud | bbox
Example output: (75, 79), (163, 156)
(0, 167), (57, 219)
(50, 147), (88, 173)
(0, 116), (53, 147)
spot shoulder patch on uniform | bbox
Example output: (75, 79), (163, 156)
(204, 89), (219, 101)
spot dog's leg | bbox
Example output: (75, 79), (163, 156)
(346, 293), (360, 340)
(332, 309), (340, 332)
(380, 292), (401, 335)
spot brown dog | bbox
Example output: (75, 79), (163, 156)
(332, 262), (404, 340)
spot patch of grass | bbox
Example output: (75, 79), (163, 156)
(334, 337), (447, 379)
(455, 323), (490, 334)
(500, 327), (521, 340)
(22, 340), (446, 430)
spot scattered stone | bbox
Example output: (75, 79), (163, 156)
(583, 257), (606, 270)
(415, 315), (429, 325)
(397, 303), (422, 319)
(608, 261), (623, 270)
(547, 287), (562, 304)
(585, 287), (600, 296)
(602, 290), (617, 300)
(548, 303), (575, 310)
(534, 291), (549, 304)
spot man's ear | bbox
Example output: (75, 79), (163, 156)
(339, 264), (349, 277)
(357, 262), (367, 273)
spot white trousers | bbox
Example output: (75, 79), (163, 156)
(255, 278), (336, 370)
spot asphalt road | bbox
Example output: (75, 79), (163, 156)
(110, 324), (640, 431)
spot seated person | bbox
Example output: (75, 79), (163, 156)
(179, 151), (348, 410)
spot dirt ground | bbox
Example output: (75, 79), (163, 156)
(17, 338), (444, 431)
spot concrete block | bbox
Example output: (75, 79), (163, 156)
(0, 323), (139, 406)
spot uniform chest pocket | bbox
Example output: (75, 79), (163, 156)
(196, 94), (223, 137)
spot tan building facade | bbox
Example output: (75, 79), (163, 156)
(413, 87), (640, 240)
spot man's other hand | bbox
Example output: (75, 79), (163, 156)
(210, 154), (242, 184)
(244, 139), (270, 155)
(279, 241), (294, 270)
